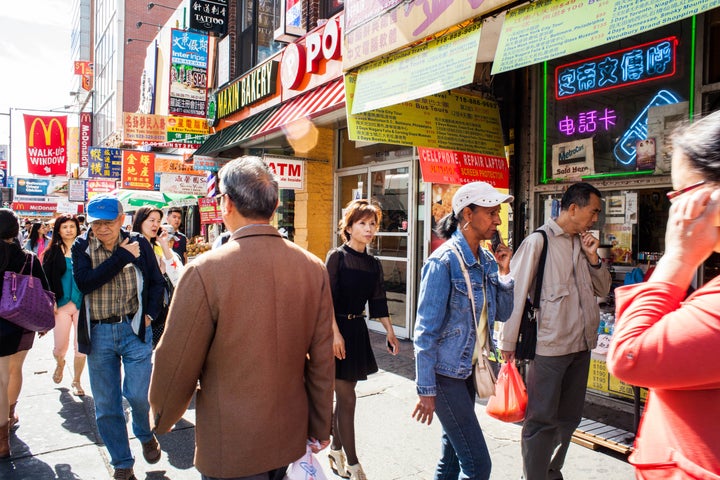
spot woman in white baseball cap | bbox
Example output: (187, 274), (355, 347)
(412, 181), (514, 480)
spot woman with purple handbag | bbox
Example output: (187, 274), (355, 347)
(0, 208), (51, 458)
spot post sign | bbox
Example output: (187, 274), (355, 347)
(198, 196), (223, 224)
(169, 29), (209, 118)
(189, 0), (228, 36)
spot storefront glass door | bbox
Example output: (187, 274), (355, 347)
(336, 160), (413, 339)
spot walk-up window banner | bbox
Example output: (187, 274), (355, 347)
(23, 114), (68, 176)
(169, 29), (209, 118)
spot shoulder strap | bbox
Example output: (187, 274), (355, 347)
(530, 230), (548, 308)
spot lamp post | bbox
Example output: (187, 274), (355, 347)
(127, 38), (153, 44)
(137, 21), (163, 29)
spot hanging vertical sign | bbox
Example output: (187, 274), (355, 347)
(169, 29), (209, 118)
(23, 114), (68, 175)
(189, 0), (228, 36)
(79, 112), (92, 168)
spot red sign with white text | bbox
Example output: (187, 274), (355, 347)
(80, 112), (92, 168)
(418, 147), (509, 188)
(23, 114), (68, 176)
(121, 151), (155, 190)
(198, 197), (223, 224)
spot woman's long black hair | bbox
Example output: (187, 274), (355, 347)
(46, 214), (80, 256)
(27, 221), (43, 250)
(0, 208), (20, 272)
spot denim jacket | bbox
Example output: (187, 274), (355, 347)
(414, 230), (514, 396)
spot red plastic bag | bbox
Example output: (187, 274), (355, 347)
(486, 362), (528, 423)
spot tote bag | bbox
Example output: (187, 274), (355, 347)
(0, 253), (55, 331)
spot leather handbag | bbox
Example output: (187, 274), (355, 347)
(515, 230), (548, 360)
(450, 244), (497, 399)
(0, 253), (56, 332)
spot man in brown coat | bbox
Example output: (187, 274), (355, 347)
(149, 156), (335, 480)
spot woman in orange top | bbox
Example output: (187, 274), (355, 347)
(607, 111), (720, 479)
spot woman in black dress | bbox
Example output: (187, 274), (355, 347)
(325, 199), (399, 480)
(0, 209), (50, 458)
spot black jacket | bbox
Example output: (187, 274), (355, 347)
(72, 229), (164, 354)
(42, 244), (68, 300)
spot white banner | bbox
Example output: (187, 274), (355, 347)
(264, 155), (304, 190)
(159, 173), (207, 195)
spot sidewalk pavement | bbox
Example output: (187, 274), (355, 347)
(1, 331), (635, 480)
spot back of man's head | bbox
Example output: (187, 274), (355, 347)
(218, 156), (278, 220)
(560, 182), (602, 211)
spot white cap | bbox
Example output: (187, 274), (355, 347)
(452, 182), (514, 215)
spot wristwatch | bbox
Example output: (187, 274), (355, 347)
(589, 257), (602, 269)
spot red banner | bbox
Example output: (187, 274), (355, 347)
(121, 151), (155, 190)
(23, 114), (68, 176)
(80, 112), (92, 168)
(418, 147), (509, 188)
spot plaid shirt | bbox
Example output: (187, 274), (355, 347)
(86, 232), (139, 320)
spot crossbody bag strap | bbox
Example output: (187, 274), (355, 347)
(530, 230), (548, 308)
(449, 244), (489, 352)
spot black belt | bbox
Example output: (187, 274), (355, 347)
(91, 315), (127, 324)
(338, 313), (366, 320)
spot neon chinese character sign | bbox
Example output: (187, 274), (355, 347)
(555, 37), (677, 100)
(559, 108), (617, 136)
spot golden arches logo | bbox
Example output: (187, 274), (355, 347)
(28, 118), (65, 147)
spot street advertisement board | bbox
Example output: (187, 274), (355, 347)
(121, 151), (155, 190)
(418, 147), (509, 188)
(88, 147), (122, 179)
(169, 29), (209, 118)
(23, 114), (68, 175)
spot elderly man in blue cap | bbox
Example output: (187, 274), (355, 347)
(72, 194), (165, 480)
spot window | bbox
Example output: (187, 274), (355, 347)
(236, 0), (284, 74)
(322, 0), (343, 18)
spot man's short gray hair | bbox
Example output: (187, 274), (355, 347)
(218, 156), (279, 219)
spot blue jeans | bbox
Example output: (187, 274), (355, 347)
(87, 319), (153, 469)
(434, 374), (491, 480)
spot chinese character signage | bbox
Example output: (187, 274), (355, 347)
(492, 0), (719, 75)
(166, 116), (210, 148)
(160, 173), (207, 195)
(122, 151), (155, 190)
(88, 147), (122, 178)
(190, 0), (228, 36)
(170, 29), (209, 118)
(23, 114), (68, 175)
(124, 113), (167, 145)
(198, 197), (222, 224)
(86, 179), (118, 199)
(556, 37), (677, 100)
(544, 20), (692, 180)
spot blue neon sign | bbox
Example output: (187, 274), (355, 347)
(556, 37), (677, 100)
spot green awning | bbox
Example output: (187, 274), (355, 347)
(194, 107), (279, 157)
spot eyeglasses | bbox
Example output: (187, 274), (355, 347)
(216, 192), (229, 204)
(666, 180), (706, 202)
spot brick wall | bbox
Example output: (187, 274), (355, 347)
(292, 126), (334, 260)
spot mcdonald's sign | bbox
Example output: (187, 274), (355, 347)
(23, 114), (68, 176)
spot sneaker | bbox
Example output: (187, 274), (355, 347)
(142, 435), (161, 464)
(113, 468), (137, 480)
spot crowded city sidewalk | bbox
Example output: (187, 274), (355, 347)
(1, 331), (634, 479)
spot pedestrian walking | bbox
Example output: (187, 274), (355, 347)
(325, 199), (400, 480)
(607, 111), (720, 479)
(72, 194), (165, 480)
(164, 207), (187, 264)
(499, 182), (611, 480)
(412, 181), (515, 480)
(23, 221), (50, 261)
(149, 156), (335, 480)
(0, 208), (51, 458)
(42, 214), (86, 396)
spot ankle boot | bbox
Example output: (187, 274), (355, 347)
(7, 403), (17, 430)
(0, 423), (10, 459)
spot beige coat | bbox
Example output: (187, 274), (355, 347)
(149, 225), (335, 478)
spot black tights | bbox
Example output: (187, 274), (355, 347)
(331, 379), (359, 465)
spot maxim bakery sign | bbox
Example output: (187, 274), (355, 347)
(215, 60), (279, 120)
